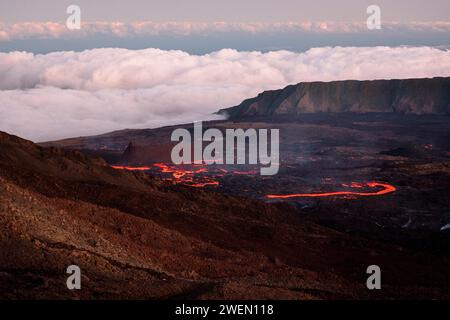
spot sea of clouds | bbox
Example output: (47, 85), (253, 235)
(1, 21), (450, 40)
(1, 46), (449, 141)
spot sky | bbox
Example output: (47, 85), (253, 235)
(0, 1), (449, 141)
(1, 0), (450, 22)
(1, 0), (449, 53)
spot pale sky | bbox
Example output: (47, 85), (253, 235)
(0, 0), (449, 23)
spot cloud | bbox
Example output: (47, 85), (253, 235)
(0, 21), (450, 41)
(0, 46), (449, 141)
(0, 86), (229, 142)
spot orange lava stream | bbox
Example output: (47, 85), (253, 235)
(153, 163), (221, 187)
(112, 162), (262, 188)
(190, 181), (220, 188)
(266, 182), (396, 199)
(111, 165), (152, 171)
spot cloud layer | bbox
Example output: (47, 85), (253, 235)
(1, 46), (449, 141)
(1, 21), (450, 41)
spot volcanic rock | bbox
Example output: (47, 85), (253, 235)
(219, 77), (450, 118)
(1, 131), (450, 299)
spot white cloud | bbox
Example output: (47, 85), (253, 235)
(0, 46), (449, 141)
(0, 21), (450, 41)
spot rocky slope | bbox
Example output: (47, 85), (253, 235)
(219, 77), (450, 118)
(1, 131), (450, 299)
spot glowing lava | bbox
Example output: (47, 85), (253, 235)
(111, 165), (152, 171)
(266, 182), (396, 199)
(153, 163), (221, 187)
(190, 181), (220, 188)
(112, 162), (260, 188)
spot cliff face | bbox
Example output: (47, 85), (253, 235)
(219, 77), (450, 118)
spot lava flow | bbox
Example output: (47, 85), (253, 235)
(152, 163), (219, 187)
(158, 163), (226, 187)
(266, 182), (396, 199)
(112, 162), (260, 188)
(111, 165), (152, 171)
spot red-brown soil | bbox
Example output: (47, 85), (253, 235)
(1, 131), (450, 299)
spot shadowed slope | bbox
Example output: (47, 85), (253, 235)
(1, 131), (449, 299)
(219, 77), (450, 118)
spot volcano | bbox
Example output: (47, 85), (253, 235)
(1, 130), (450, 299)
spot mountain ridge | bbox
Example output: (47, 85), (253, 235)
(218, 77), (450, 118)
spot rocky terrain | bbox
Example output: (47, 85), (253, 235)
(42, 113), (450, 253)
(3, 77), (450, 299)
(2, 130), (450, 299)
(218, 77), (450, 118)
